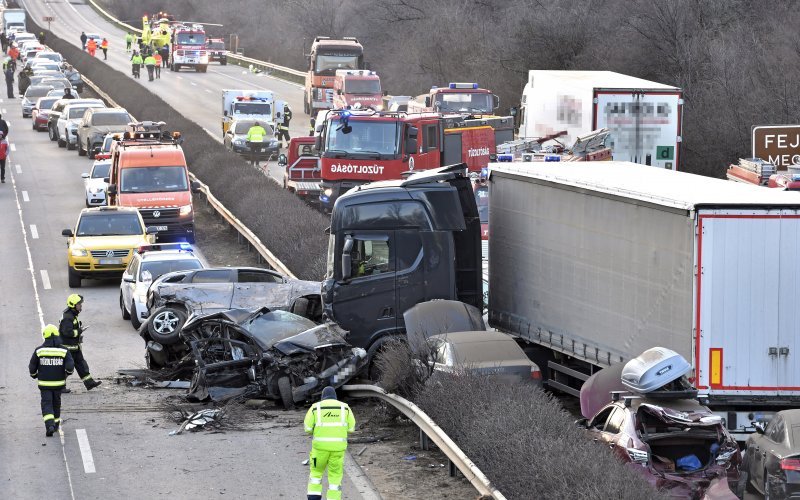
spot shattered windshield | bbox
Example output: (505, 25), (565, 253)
(243, 310), (316, 349)
(325, 120), (399, 156)
(434, 92), (494, 113)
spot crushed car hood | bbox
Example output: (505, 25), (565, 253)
(155, 279), (321, 314)
(272, 323), (350, 355)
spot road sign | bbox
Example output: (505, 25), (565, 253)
(752, 125), (800, 171)
(43, 16), (55, 22)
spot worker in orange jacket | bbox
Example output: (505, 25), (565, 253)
(153, 53), (162, 79)
(87, 38), (97, 57)
(100, 38), (108, 60)
(7, 44), (19, 61)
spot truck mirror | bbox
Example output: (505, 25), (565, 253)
(493, 95), (500, 109)
(107, 184), (117, 195)
(510, 106), (518, 117)
(191, 180), (202, 193)
(103, 177), (110, 183)
(424, 96), (431, 108)
(341, 236), (354, 280)
(314, 134), (322, 151)
(81, 172), (89, 179)
(278, 153), (287, 166)
(61, 229), (73, 237)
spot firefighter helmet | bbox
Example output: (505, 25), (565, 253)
(42, 324), (60, 339)
(67, 294), (84, 308)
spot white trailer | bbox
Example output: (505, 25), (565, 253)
(488, 161), (800, 438)
(519, 70), (683, 170)
(221, 89), (285, 134)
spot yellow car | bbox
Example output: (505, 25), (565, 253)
(62, 206), (155, 288)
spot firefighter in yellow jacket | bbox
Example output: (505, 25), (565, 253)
(304, 386), (356, 500)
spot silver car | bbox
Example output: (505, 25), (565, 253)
(77, 107), (132, 158)
(22, 85), (54, 117)
(60, 102), (106, 150)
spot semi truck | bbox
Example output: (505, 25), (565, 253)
(332, 70), (383, 110)
(518, 71), (683, 169)
(304, 37), (365, 115)
(407, 82), (499, 115)
(2, 9), (27, 33)
(323, 162), (800, 439)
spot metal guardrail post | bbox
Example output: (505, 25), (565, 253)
(341, 384), (507, 500)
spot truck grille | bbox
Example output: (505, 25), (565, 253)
(90, 249), (130, 258)
(140, 208), (179, 219)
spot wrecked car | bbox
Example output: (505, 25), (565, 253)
(578, 347), (741, 499)
(143, 267), (321, 343)
(142, 307), (367, 408)
(739, 408), (800, 499)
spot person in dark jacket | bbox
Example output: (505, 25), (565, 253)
(29, 324), (74, 436)
(276, 104), (292, 147)
(17, 66), (31, 94)
(0, 112), (10, 139)
(59, 294), (101, 393)
(4, 64), (13, 99)
(80, 31), (87, 50)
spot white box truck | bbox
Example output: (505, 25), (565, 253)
(519, 71), (683, 169)
(3, 9), (27, 33)
(488, 161), (800, 438)
(220, 89), (285, 135)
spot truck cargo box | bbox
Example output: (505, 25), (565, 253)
(488, 161), (800, 404)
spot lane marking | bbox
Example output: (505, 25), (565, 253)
(22, 190), (29, 202)
(40, 270), (51, 289)
(9, 172), (45, 329)
(76, 429), (96, 473)
(176, 75), (183, 80)
(210, 68), (305, 90)
(190, 81), (197, 86)
(58, 428), (77, 500)
(10, 143), (16, 151)
(30, 224), (38, 239)
(15, 164), (21, 173)
(204, 88), (211, 93)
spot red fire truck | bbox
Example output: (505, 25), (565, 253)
(304, 37), (365, 115)
(314, 109), (514, 211)
(407, 82), (499, 115)
(169, 24), (209, 72)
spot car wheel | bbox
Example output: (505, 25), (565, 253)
(67, 266), (81, 288)
(49, 125), (57, 141)
(764, 471), (774, 500)
(88, 142), (95, 159)
(147, 306), (187, 345)
(66, 139), (75, 151)
(278, 376), (294, 410)
(78, 140), (86, 156)
(130, 302), (142, 330)
(120, 292), (131, 320)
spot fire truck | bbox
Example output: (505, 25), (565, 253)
(332, 70), (383, 110)
(304, 37), (365, 115)
(314, 109), (514, 211)
(407, 82), (499, 115)
(169, 23), (209, 72)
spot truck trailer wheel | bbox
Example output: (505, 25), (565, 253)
(278, 376), (294, 410)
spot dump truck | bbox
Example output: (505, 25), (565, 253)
(518, 70), (683, 169)
(304, 37), (365, 115)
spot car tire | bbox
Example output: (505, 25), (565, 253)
(147, 306), (186, 345)
(88, 142), (95, 159)
(130, 302), (142, 330)
(66, 139), (75, 151)
(278, 376), (294, 410)
(48, 125), (57, 141)
(67, 266), (81, 288)
(120, 293), (131, 320)
(78, 140), (86, 156)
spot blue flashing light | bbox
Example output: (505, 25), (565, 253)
(544, 155), (561, 162)
(480, 166), (489, 179)
(449, 83), (456, 89)
(179, 243), (192, 250)
(320, 195), (329, 203)
(497, 154), (513, 163)
(473, 83), (479, 89)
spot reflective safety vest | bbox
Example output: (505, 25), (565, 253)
(101, 40), (108, 49)
(246, 125), (267, 143)
(304, 398), (356, 451)
(131, 55), (143, 65)
(144, 56), (156, 66)
(29, 343), (74, 389)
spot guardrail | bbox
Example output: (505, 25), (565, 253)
(79, 74), (297, 279)
(341, 384), (507, 500)
(87, 0), (305, 84)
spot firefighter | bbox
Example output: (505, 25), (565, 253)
(308, 117), (316, 137)
(131, 51), (143, 79)
(100, 38), (108, 60)
(125, 32), (133, 52)
(246, 120), (268, 167)
(276, 104), (292, 147)
(304, 386), (355, 500)
(38, 31), (46, 44)
(144, 53), (156, 81)
(29, 324), (74, 436)
(59, 294), (102, 393)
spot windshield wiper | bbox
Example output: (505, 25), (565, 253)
(326, 149), (349, 158)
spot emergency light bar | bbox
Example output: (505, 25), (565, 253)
(449, 83), (479, 89)
(235, 96), (270, 102)
(137, 242), (193, 254)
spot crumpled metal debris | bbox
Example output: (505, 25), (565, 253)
(169, 409), (224, 435)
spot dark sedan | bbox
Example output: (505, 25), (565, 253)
(740, 409), (800, 499)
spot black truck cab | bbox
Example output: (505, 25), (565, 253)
(322, 165), (483, 357)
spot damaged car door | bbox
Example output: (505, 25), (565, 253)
(586, 404), (630, 458)
(185, 269), (236, 312)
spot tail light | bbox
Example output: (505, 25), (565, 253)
(530, 368), (542, 380)
(781, 458), (800, 471)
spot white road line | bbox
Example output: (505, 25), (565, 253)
(9, 172), (45, 329)
(15, 164), (21, 173)
(190, 81), (197, 86)
(204, 88), (212, 93)
(10, 143), (16, 152)
(22, 190), (29, 202)
(176, 75), (183, 80)
(40, 270), (51, 289)
(76, 429), (96, 473)
(209, 68), (305, 90)
(58, 428), (77, 500)
(30, 224), (38, 239)
(202, 127), (223, 144)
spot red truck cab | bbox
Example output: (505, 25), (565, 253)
(407, 82), (499, 115)
(332, 70), (383, 110)
(106, 122), (201, 242)
(278, 137), (321, 203)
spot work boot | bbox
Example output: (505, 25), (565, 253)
(45, 425), (55, 437)
(61, 387), (71, 394)
(53, 420), (60, 432)
(84, 379), (102, 391)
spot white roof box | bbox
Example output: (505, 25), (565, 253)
(621, 347), (691, 394)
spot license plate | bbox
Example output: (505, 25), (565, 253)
(153, 225), (168, 231)
(187, 59), (196, 63)
(99, 258), (121, 265)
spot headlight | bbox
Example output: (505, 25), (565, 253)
(323, 188), (333, 197)
(70, 248), (88, 257)
(179, 204), (192, 216)
(90, 187), (104, 194)
(234, 139), (244, 146)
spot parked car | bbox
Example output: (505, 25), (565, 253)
(739, 409), (800, 499)
(120, 244), (206, 329)
(81, 160), (111, 207)
(142, 307), (367, 408)
(50, 98), (104, 146)
(31, 96), (59, 131)
(39, 77), (72, 90)
(77, 107), (132, 158)
(21, 85), (54, 117)
(28, 60), (62, 73)
(63, 65), (83, 93)
(143, 267), (321, 342)
(224, 119), (279, 159)
(59, 101), (106, 150)
(30, 51), (63, 65)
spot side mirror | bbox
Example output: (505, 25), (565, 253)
(278, 153), (287, 166)
(510, 106), (518, 117)
(107, 184), (117, 195)
(493, 95), (500, 109)
(103, 177), (110, 183)
(122, 275), (135, 283)
(314, 134), (322, 152)
(145, 226), (159, 235)
(753, 421), (766, 434)
(62, 229), (74, 237)
(341, 235), (353, 281)
(81, 172), (90, 178)
(424, 96), (431, 108)
(191, 180), (202, 193)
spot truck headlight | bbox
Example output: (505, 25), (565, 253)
(71, 247), (88, 257)
(323, 188), (333, 197)
(179, 204), (192, 216)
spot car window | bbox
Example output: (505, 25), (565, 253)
(191, 270), (232, 283)
(767, 416), (785, 443)
(128, 256), (140, 277)
(237, 270), (284, 283)
(434, 341), (449, 365)
(350, 237), (392, 278)
(76, 213), (143, 236)
(68, 107), (93, 119)
(590, 407), (614, 431)
(91, 112), (131, 126)
(141, 259), (203, 281)
(604, 407), (626, 434)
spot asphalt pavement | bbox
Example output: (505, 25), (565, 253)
(0, 72), (376, 500)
